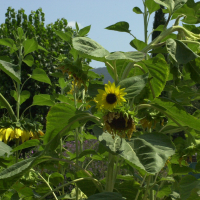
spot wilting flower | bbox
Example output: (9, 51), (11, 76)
(103, 111), (136, 140)
(0, 128), (44, 144)
(95, 81), (126, 111)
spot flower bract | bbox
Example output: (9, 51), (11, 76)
(95, 81), (126, 111)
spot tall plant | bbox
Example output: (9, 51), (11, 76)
(0, 0), (200, 200)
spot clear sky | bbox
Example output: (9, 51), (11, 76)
(0, 0), (190, 68)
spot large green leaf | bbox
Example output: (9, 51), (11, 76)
(44, 103), (76, 144)
(179, 175), (200, 200)
(139, 54), (169, 98)
(95, 126), (175, 174)
(31, 68), (52, 85)
(55, 30), (72, 42)
(105, 21), (130, 33)
(45, 110), (99, 151)
(166, 39), (199, 64)
(0, 60), (21, 84)
(0, 155), (44, 195)
(105, 51), (145, 62)
(145, 0), (160, 14)
(72, 37), (109, 62)
(118, 73), (149, 99)
(154, 0), (187, 15)
(23, 38), (38, 56)
(172, 2), (200, 24)
(10, 90), (30, 105)
(151, 98), (200, 131)
(87, 192), (124, 200)
(0, 141), (12, 157)
(32, 94), (55, 106)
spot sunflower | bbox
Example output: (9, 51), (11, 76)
(103, 111), (136, 140)
(0, 128), (44, 144)
(95, 81), (126, 111)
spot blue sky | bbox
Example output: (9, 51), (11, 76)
(0, 0), (190, 68)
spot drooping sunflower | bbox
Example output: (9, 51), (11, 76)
(0, 128), (44, 144)
(103, 111), (136, 140)
(95, 81), (127, 111)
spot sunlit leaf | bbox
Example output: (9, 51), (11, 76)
(130, 39), (147, 51)
(72, 37), (109, 62)
(31, 68), (52, 85)
(10, 90), (30, 105)
(78, 25), (91, 36)
(105, 21), (130, 33)
(23, 54), (34, 67)
(32, 94), (55, 106)
(0, 60), (21, 84)
(0, 141), (12, 157)
(23, 38), (38, 56)
(145, 0), (160, 14)
(55, 30), (72, 42)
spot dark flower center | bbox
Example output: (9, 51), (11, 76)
(106, 93), (117, 104)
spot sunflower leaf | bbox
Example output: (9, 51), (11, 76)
(118, 73), (149, 99)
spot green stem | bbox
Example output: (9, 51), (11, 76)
(143, 0), (148, 45)
(143, 176), (151, 200)
(105, 153), (115, 192)
(113, 61), (118, 84)
(135, 173), (147, 200)
(121, 62), (134, 81)
(0, 93), (17, 121)
(38, 177), (103, 200)
(36, 171), (58, 200)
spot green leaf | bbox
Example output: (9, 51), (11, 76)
(118, 73), (149, 99)
(23, 54), (34, 67)
(44, 103), (76, 144)
(105, 21), (130, 33)
(0, 156), (43, 195)
(154, 0), (187, 15)
(58, 78), (67, 89)
(0, 60), (21, 84)
(154, 24), (165, 32)
(31, 68), (52, 85)
(185, 57), (200, 84)
(132, 7), (143, 14)
(145, 0), (160, 14)
(116, 180), (140, 200)
(0, 38), (15, 48)
(88, 82), (104, 97)
(130, 39), (147, 51)
(87, 192), (124, 200)
(72, 37), (109, 62)
(166, 39), (199, 64)
(168, 164), (193, 175)
(157, 185), (172, 199)
(172, 3), (200, 24)
(179, 175), (200, 200)
(23, 38), (38, 56)
(0, 141), (12, 157)
(78, 25), (91, 36)
(151, 98), (200, 131)
(12, 139), (40, 152)
(49, 172), (64, 186)
(55, 30), (72, 42)
(105, 51), (145, 62)
(10, 90), (30, 105)
(32, 94), (55, 106)
(139, 54), (169, 98)
(38, 45), (49, 53)
(17, 27), (24, 40)
(96, 127), (175, 174)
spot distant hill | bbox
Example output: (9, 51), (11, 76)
(92, 67), (114, 84)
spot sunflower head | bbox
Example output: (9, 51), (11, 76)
(103, 111), (136, 140)
(95, 81), (126, 111)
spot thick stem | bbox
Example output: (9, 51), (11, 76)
(0, 93), (17, 121)
(105, 153), (115, 192)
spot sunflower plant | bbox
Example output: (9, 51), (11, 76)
(1, 1), (200, 200)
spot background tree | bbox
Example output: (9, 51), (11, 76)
(0, 7), (74, 125)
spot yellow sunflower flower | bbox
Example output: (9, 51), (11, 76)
(0, 128), (44, 143)
(95, 81), (127, 111)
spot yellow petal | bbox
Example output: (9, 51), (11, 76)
(5, 128), (13, 142)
